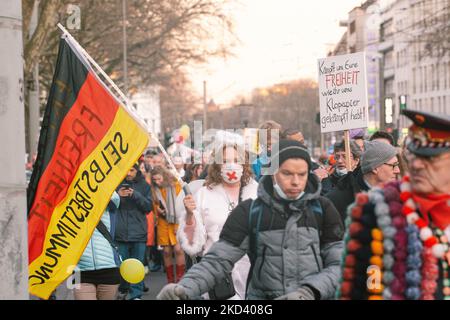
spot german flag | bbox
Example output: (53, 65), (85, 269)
(27, 37), (149, 299)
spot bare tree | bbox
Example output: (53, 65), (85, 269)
(249, 79), (320, 139)
(394, 0), (450, 60)
(160, 71), (202, 132)
(419, 3), (450, 59)
(21, 0), (238, 154)
(22, 0), (238, 93)
(22, 0), (64, 76)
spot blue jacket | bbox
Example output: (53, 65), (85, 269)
(252, 152), (270, 182)
(77, 192), (120, 271)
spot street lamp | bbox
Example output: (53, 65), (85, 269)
(122, 0), (128, 94)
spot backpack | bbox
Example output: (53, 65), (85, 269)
(245, 197), (324, 298)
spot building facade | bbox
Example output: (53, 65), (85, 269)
(332, 0), (450, 142)
(130, 86), (161, 141)
(330, 0), (382, 133)
(379, 0), (450, 133)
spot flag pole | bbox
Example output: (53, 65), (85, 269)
(56, 23), (187, 188)
(56, 24), (145, 129)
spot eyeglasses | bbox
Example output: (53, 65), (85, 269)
(383, 162), (400, 169)
(334, 154), (353, 161)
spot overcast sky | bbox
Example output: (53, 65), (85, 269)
(189, 0), (366, 106)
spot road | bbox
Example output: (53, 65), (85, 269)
(48, 269), (167, 300)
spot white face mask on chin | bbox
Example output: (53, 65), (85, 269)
(335, 168), (348, 176)
(273, 176), (305, 201)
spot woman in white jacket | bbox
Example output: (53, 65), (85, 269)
(178, 143), (258, 300)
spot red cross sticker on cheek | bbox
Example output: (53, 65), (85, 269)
(226, 171), (238, 181)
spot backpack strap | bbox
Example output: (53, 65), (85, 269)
(306, 198), (324, 241)
(245, 199), (264, 298)
(96, 220), (122, 263)
(248, 199), (264, 264)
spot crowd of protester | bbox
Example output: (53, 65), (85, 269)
(67, 108), (450, 300)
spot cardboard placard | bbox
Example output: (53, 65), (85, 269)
(318, 52), (369, 133)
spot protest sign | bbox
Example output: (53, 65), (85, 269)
(318, 52), (369, 133)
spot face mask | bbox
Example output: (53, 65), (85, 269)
(273, 177), (305, 201)
(221, 163), (243, 184)
(335, 168), (348, 176)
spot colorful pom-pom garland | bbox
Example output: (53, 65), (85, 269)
(337, 177), (450, 300)
(400, 176), (447, 258)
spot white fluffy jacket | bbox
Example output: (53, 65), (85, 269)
(177, 179), (258, 299)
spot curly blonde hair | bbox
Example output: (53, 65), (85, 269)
(205, 145), (253, 189)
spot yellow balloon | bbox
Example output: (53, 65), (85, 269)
(180, 125), (190, 140)
(120, 258), (145, 284)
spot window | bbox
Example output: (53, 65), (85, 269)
(445, 63), (448, 89)
(350, 21), (356, 34)
(431, 64), (435, 91)
(385, 78), (394, 96)
(419, 67), (423, 93)
(436, 63), (440, 90)
(413, 68), (416, 94)
(380, 19), (393, 41)
(385, 50), (394, 69)
(447, 62), (450, 89)
(424, 66), (427, 92)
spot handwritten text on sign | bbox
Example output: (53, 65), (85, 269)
(318, 52), (368, 133)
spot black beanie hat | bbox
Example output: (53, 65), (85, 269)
(270, 139), (312, 170)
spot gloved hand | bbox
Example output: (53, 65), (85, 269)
(156, 283), (188, 300)
(275, 286), (316, 300)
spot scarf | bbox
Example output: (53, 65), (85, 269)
(412, 193), (450, 230)
(154, 186), (178, 224)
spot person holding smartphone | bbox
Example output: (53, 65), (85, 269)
(114, 163), (152, 300)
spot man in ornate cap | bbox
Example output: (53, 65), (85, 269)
(402, 109), (450, 232)
(389, 109), (450, 300)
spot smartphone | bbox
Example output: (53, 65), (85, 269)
(120, 183), (131, 190)
(158, 200), (166, 211)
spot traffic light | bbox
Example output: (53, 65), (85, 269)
(399, 95), (407, 111)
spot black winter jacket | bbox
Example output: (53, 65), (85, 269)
(325, 166), (369, 224)
(321, 171), (343, 195)
(178, 174), (344, 300)
(115, 172), (152, 242)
